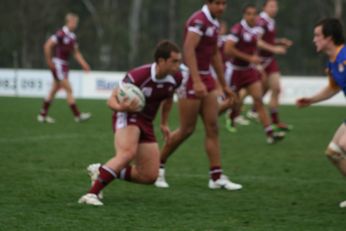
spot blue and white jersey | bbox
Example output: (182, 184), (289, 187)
(327, 45), (346, 96)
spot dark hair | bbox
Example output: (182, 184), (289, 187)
(154, 40), (180, 62)
(315, 18), (345, 45)
(243, 3), (257, 13)
(263, 0), (276, 7)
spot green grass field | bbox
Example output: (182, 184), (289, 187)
(0, 97), (345, 231)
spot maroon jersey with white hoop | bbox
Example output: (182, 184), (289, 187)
(50, 26), (78, 62)
(227, 20), (263, 67)
(120, 63), (183, 121)
(184, 5), (219, 72)
(257, 12), (276, 58)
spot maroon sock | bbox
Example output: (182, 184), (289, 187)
(264, 125), (273, 137)
(69, 103), (80, 117)
(270, 108), (279, 124)
(88, 166), (116, 195)
(160, 160), (166, 169)
(210, 166), (222, 181)
(119, 166), (132, 182)
(40, 100), (52, 117)
(230, 110), (239, 126)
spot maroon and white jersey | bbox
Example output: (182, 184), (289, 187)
(218, 35), (229, 64)
(227, 20), (263, 67)
(50, 26), (78, 63)
(184, 5), (220, 74)
(257, 12), (276, 58)
(121, 63), (183, 121)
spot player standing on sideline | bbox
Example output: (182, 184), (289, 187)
(223, 4), (284, 143)
(78, 41), (183, 206)
(255, 0), (293, 130)
(296, 18), (346, 208)
(155, 0), (242, 190)
(37, 13), (91, 123)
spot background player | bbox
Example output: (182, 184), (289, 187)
(255, 0), (293, 130)
(224, 4), (284, 143)
(296, 18), (346, 208)
(79, 40), (183, 206)
(37, 13), (91, 123)
(155, 0), (242, 190)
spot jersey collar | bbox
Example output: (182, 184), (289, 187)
(150, 63), (176, 85)
(202, 5), (220, 27)
(63, 26), (76, 39)
(260, 11), (275, 25)
(240, 19), (262, 34)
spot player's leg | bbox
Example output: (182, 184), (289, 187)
(60, 79), (91, 122)
(38, 80), (60, 123)
(326, 123), (346, 176)
(233, 88), (250, 126)
(200, 90), (242, 190)
(246, 81), (284, 143)
(38, 65), (63, 123)
(160, 98), (200, 163)
(121, 142), (160, 184)
(325, 123), (346, 208)
(79, 125), (140, 206)
(224, 91), (241, 133)
(267, 72), (291, 130)
(155, 98), (200, 188)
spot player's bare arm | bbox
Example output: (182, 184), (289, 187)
(160, 97), (173, 142)
(107, 87), (139, 112)
(275, 37), (293, 47)
(296, 84), (340, 108)
(211, 46), (236, 101)
(184, 31), (207, 98)
(257, 38), (286, 55)
(225, 40), (262, 65)
(73, 48), (90, 72)
(43, 38), (56, 70)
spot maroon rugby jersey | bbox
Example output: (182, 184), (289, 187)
(50, 26), (78, 62)
(121, 63), (182, 121)
(257, 12), (276, 58)
(228, 20), (263, 67)
(184, 5), (220, 73)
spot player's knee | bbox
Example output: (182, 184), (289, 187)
(253, 97), (264, 108)
(119, 146), (137, 157)
(180, 125), (195, 138)
(206, 122), (219, 137)
(325, 142), (346, 161)
(140, 171), (158, 184)
(271, 86), (281, 96)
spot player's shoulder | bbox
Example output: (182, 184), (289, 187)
(55, 28), (65, 37)
(127, 64), (151, 84)
(256, 16), (267, 27)
(187, 10), (208, 26)
(338, 45), (346, 60)
(231, 23), (242, 34)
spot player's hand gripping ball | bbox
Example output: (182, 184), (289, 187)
(117, 83), (146, 111)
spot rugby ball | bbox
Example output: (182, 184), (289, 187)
(117, 83), (145, 111)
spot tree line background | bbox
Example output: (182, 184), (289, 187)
(0, 0), (345, 75)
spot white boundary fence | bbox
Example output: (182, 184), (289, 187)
(0, 68), (344, 105)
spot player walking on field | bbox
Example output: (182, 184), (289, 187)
(223, 4), (284, 143)
(155, 0), (242, 190)
(37, 13), (91, 123)
(79, 41), (183, 206)
(296, 18), (346, 208)
(254, 0), (293, 130)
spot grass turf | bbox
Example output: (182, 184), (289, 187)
(0, 97), (345, 230)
